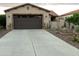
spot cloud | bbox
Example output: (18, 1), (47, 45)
(35, 4), (79, 15)
(0, 0), (79, 3)
(0, 6), (11, 14)
(0, 3), (79, 15)
(46, 0), (79, 3)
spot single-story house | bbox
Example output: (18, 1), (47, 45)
(60, 9), (79, 31)
(5, 3), (58, 30)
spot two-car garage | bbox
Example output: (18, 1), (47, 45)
(13, 14), (42, 29)
(5, 3), (57, 30)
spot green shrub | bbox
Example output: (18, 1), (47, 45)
(76, 26), (79, 32)
(73, 36), (79, 43)
(0, 15), (6, 28)
(65, 13), (79, 25)
(73, 37), (77, 42)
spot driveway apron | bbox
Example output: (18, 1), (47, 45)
(0, 30), (79, 56)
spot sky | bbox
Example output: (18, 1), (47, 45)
(0, 0), (79, 15)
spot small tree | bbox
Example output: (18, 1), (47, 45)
(65, 13), (79, 25)
(65, 16), (73, 28)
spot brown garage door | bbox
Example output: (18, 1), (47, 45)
(13, 15), (42, 29)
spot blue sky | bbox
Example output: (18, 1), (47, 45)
(0, 0), (79, 15)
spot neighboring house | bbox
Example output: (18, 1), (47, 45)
(59, 9), (79, 31)
(4, 3), (58, 30)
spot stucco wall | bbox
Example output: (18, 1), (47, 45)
(53, 14), (73, 30)
(51, 17), (65, 30)
(50, 21), (58, 30)
(5, 5), (50, 30)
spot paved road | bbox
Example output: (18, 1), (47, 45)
(0, 30), (79, 56)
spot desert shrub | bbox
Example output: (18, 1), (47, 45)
(0, 15), (6, 29)
(73, 35), (79, 43)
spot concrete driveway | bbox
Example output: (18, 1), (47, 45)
(0, 29), (79, 56)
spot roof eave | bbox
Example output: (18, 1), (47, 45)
(4, 3), (50, 12)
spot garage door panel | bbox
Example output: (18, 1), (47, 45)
(14, 15), (42, 29)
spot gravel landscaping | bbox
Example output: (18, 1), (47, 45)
(0, 29), (10, 38)
(47, 29), (79, 49)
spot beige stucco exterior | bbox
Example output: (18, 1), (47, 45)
(50, 16), (65, 30)
(53, 14), (73, 30)
(5, 5), (51, 30)
(50, 21), (58, 30)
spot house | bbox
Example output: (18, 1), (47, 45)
(4, 3), (58, 30)
(60, 9), (79, 31)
